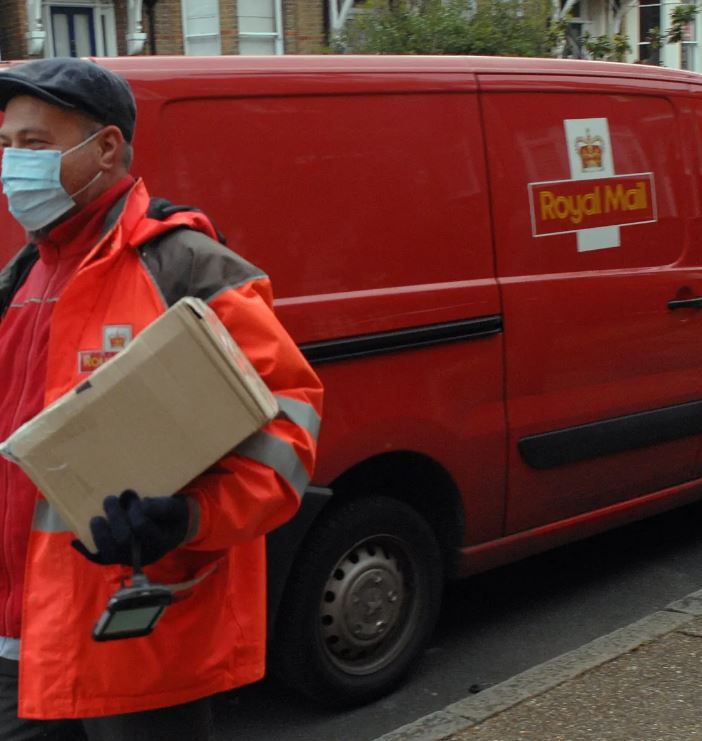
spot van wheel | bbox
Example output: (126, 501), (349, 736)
(270, 495), (443, 707)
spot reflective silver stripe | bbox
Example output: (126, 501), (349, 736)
(235, 431), (310, 497)
(32, 500), (71, 533)
(274, 395), (321, 441)
(9, 297), (59, 309)
(0, 637), (20, 661)
(33, 498), (215, 593)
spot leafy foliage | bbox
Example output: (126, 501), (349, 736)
(667, 3), (699, 44)
(332, 0), (557, 57)
(468, 0), (555, 56)
(333, 0), (701, 65)
(582, 30), (631, 61)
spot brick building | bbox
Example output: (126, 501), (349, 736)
(0, 0), (339, 60)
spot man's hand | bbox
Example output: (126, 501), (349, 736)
(71, 490), (190, 566)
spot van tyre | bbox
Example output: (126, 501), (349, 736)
(271, 496), (443, 707)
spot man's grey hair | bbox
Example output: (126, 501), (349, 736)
(80, 115), (132, 171)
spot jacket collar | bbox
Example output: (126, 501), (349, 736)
(94, 178), (220, 257)
(0, 179), (222, 316)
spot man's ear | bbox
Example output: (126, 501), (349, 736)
(97, 125), (126, 171)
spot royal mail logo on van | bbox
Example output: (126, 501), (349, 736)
(527, 118), (658, 252)
(528, 173), (656, 237)
(78, 325), (133, 374)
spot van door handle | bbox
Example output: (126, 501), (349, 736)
(668, 296), (702, 310)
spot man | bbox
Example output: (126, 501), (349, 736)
(0, 57), (322, 740)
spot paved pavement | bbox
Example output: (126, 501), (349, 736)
(371, 588), (702, 740)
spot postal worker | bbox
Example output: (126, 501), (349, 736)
(0, 57), (322, 741)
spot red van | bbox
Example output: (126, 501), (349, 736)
(2, 55), (702, 707)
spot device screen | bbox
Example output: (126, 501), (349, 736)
(103, 605), (164, 635)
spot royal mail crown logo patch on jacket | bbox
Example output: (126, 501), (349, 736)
(78, 325), (133, 373)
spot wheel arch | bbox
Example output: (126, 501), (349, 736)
(329, 451), (466, 574)
(267, 451), (466, 641)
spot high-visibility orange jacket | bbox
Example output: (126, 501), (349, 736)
(0, 178), (323, 719)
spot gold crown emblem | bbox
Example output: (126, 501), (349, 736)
(108, 334), (127, 349)
(575, 130), (604, 171)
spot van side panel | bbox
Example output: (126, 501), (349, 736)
(147, 85), (506, 543)
(153, 94), (490, 299)
(481, 77), (702, 534)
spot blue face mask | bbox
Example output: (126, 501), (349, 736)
(1, 130), (103, 232)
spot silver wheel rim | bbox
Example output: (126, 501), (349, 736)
(319, 536), (418, 676)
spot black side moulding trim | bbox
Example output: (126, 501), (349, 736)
(300, 315), (503, 364)
(519, 399), (702, 470)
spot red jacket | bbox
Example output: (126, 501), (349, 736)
(0, 177), (135, 642)
(0, 178), (323, 719)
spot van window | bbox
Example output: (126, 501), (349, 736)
(157, 94), (492, 298)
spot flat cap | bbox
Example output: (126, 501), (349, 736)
(0, 57), (136, 143)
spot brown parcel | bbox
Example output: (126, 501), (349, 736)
(0, 297), (279, 552)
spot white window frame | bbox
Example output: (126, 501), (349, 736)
(238, 0), (284, 55)
(42, 0), (117, 57)
(181, 0), (222, 56)
(637, 0), (663, 65)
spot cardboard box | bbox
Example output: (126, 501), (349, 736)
(0, 297), (278, 551)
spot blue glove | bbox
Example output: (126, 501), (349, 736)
(71, 489), (190, 567)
